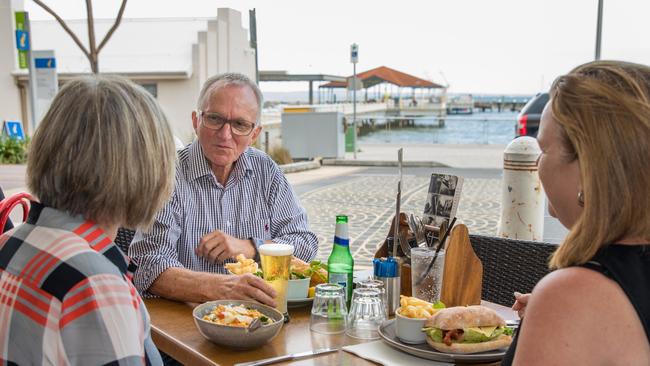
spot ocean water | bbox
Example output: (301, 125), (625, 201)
(358, 111), (518, 145)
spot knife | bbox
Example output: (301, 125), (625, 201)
(233, 348), (338, 366)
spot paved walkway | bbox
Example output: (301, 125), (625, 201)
(289, 169), (502, 269)
(0, 164), (28, 195)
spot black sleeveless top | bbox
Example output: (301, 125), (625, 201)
(501, 244), (650, 365)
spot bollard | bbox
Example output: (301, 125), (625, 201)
(497, 137), (545, 241)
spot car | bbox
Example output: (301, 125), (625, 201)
(516, 92), (549, 137)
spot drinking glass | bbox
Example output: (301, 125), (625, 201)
(345, 288), (386, 339)
(356, 279), (388, 316)
(411, 247), (445, 303)
(310, 283), (348, 334)
(259, 244), (294, 317)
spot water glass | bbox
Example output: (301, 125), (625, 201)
(310, 283), (348, 334)
(411, 247), (445, 303)
(345, 288), (386, 340)
(356, 279), (388, 316)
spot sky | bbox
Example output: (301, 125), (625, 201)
(23, 0), (650, 95)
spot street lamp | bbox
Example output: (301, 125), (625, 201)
(595, 0), (603, 60)
(350, 43), (358, 159)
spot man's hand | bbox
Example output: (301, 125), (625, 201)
(195, 230), (256, 263)
(512, 291), (531, 319)
(150, 268), (277, 306)
(207, 273), (277, 307)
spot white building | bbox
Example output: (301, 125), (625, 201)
(0, 1), (256, 142)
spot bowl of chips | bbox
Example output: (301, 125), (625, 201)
(395, 296), (445, 344)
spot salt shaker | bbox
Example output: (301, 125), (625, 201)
(373, 257), (401, 315)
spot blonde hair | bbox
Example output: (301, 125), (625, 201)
(549, 60), (650, 269)
(27, 75), (176, 230)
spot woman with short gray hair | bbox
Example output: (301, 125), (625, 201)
(0, 75), (175, 364)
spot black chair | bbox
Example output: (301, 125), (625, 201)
(468, 234), (559, 306)
(115, 228), (136, 255)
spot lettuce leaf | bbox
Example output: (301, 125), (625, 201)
(421, 327), (443, 342)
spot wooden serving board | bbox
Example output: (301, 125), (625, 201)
(440, 224), (483, 307)
(400, 263), (412, 297)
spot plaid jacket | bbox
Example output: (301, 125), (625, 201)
(0, 202), (162, 365)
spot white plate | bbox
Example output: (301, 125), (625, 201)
(378, 319), (508, 364)
(287, 297), (313, 308)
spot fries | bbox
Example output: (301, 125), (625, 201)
(224, 254), (259, 275)
(397, 295), (444, 319)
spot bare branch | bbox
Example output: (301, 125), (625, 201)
(97, 0), (127, 53)
(32, 0), (91, 60)
(84, 0), (98, 72)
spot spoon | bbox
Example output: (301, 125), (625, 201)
(246, 318), (262, 333)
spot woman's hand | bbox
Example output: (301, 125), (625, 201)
(512, 291), (531, 319)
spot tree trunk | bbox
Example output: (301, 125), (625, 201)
(85, 0), (98, 73)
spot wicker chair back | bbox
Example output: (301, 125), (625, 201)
(468, 234), (558, 306)
(115, 228), (136, 255)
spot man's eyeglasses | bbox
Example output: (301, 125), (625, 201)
(198, 111), (257, 136)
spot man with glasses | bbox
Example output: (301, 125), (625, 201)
(130, 73), (318, 306)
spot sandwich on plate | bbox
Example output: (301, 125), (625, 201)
(421, 305), (514, 354)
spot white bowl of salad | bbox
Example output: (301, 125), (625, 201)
(193, 300), (284, 349)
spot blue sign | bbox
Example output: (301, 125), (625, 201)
(3, 121), (25, 140)
(15, 30), (29, 51)
(35, 58), (56, 69)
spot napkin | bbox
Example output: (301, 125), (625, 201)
(342, 340), (451, 366)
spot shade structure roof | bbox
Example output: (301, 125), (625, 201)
(320, 66), (444, 89)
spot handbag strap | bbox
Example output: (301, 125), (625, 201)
(0, 192), (35, 232)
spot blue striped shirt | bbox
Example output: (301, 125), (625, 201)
(129, 141), (318, 295)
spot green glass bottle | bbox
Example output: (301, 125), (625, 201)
(327, 215), (354, 304)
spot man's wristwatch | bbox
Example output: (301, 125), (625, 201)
(250, 237), (264, 262)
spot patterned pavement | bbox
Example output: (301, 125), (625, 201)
(297, 174), (502, 269)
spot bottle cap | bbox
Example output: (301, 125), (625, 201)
(373, 257), (400, 278)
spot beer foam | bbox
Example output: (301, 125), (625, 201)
(258, 243), (294, 256)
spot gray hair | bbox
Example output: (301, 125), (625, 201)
(197, 73), (263, 123)
(27, 75), (176, 230)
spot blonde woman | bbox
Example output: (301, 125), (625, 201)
(503, 61), (650, 365)
(0, 75), (175, 364)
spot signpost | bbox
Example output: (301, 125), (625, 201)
(31, 50), (58, 127)
(14, 12), (29, 69)
(2, 121), (25, 140)
(350, 43), (358, 159)
(12, 11), (58, 132)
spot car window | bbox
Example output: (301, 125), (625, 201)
(526, 93), (549, 114)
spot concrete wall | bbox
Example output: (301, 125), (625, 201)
(158, 7), (257, 144)
(0, 1), (23, 128)
(200, 8), (256, 82)
(217, 8), (256, 78)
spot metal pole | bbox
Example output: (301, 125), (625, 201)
(25, 12), (37, 132)
(595, 0), (603, 60)
(249, 9), (259, 84)
(353, 62), (357, 159)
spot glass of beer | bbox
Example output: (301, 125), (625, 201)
(258, 244), (294, 318)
